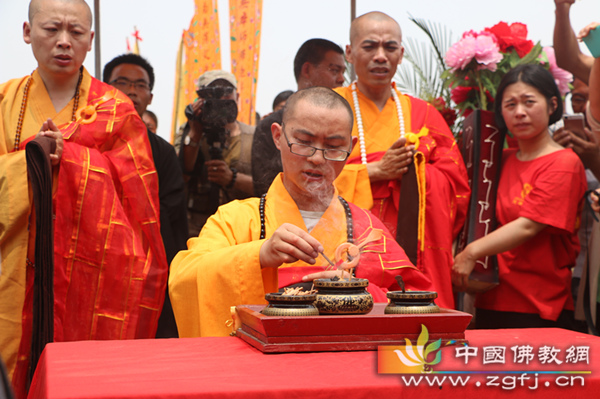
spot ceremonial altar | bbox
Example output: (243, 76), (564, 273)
(28, 328), (600, 399)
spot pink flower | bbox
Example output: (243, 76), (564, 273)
(462, 30), (479, 39)
(473, 34), (502, 72)
(541, 46), (573, 96)
(446, 31), (502, 72)
(446, 35), (477, 71)
(463, 29), (498, 43)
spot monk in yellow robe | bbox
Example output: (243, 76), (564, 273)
(335, 12), (470, 309)
(169, 87), (433, 337)
(0, 1), (166, 396)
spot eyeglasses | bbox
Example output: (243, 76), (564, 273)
(282, 126), (350, 162)
(110, 77), (151, 91)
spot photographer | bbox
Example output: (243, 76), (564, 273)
(179, 70), (255, 236)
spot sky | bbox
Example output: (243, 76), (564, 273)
(0, 0), (598, 143)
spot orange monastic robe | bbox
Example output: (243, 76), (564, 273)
(169, 174), (432, 337)
(335, 84), (470, 309)
(0, 69), (167, 397)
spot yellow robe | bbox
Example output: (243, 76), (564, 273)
(169, 175), (336, 337)
(0, 70), (167, 393)
(169, 174), (432, 337)
(0, 70), (88, 378)
(334, 84), (470, 309)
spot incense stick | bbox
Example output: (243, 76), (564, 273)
(320, 251), (336, 267)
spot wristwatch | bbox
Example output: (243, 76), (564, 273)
(184, 135), (199, 147)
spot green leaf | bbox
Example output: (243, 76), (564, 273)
(408, 13), (454, 74)
(392, 14), (460, 136)
(429, 350), (443, 366)
(517, 42), (543, 65)
(424, 338), (441, 359)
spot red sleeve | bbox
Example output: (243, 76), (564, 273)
(520, 151), (586, 233)
(350, 204), (434, 301)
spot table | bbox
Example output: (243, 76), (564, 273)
(28, 328), (599, 398)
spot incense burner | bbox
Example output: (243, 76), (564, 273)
(261, 292), (319, 316)
(385, 290), (440, 314)
(313, 278), (373, 315)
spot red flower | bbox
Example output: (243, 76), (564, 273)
(430, 97), (457, 128)
(450, 86), (494, 111)
(440, 107), (457, 128)
(485, 22), (533, 58)
(431, 96), (447, 109)
(450, 86), (476, 105)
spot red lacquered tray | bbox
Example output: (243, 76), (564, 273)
(236, 303), (471, 353)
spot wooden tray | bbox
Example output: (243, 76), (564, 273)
(236, 303), (472, 353)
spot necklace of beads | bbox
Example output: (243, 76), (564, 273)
(259, 194), (354, 243)
(13, 68), (83, 152)
(351, 81), (405, 165)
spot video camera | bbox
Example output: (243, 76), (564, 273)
(184, 85), (239, 215)
(184, 86), (239, 158)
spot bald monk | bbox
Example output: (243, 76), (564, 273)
(252, 38), (372, 206)
(169, 87), (433, 337)
(0, 1), (167, 395)
(335, 12), (470, 309)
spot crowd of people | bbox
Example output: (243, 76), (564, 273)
(1, 0), (600, 397)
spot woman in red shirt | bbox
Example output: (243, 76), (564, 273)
(453, 64), (587, 329)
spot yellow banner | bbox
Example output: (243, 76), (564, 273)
(229, 0), (262, 126)
(171, 0), (221, 142)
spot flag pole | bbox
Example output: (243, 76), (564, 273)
(94, 0), (101, 79)
(350, 0), (356, 82)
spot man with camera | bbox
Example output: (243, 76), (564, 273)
(179, 70), (254, 236)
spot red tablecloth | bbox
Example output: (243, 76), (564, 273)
(28, 328), (598, 398)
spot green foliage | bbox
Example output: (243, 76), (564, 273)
(395, 15), (460, 136)
(395, 15), (453, 105)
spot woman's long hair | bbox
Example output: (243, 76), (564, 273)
(493, 64), (563, 134)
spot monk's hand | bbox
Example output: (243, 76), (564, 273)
(451, 246), (477, 292)
(369, 137), (414, 182)
(259, 223), (324, 269)
(36, 118), (64, 166)
(205, 159), (232, 186)
(301, 269), (353, 282)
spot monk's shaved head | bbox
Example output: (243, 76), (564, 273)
(24, 0), (94, 82)
(282, 86), (353, 132)
(29, 0), (92, 28)
(350, 11), (402, 44)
